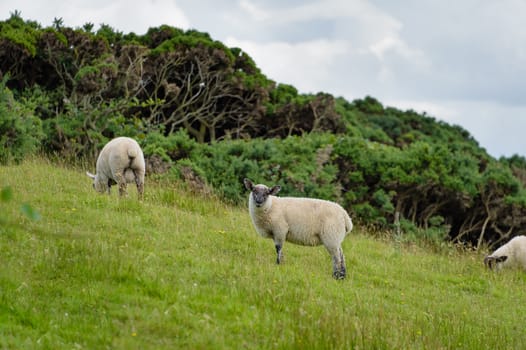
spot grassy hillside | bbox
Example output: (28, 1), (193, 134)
(1, 158), (525, 349)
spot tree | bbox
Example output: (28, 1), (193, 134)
(138, 36), (270, 142)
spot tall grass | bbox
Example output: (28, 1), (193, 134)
(1, 157), (525, 349)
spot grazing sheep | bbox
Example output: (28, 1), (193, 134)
(484, 235), (526, 271)
(86, 137), (145, 199)
(243, 178), (353, 279)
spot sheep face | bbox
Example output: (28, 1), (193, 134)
(86, 171), (109, 193)
(243, 178), (281, 207)
(484, 255), (508, 270)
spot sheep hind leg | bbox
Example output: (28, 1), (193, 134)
(136, 182), (144, 200)
(114, 172), (127, 197)
(337, 248), (347, 280)
(328, 246), (346, 280)
(134, 171), (144, 200)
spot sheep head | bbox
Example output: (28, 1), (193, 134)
(243, 178), (281, 207)
(484, 255), (508, 270)
(86, 171), (108, 193)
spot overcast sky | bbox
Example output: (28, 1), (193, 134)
(2, 0), (526, 158)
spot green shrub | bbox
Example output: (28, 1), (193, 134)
(42, 99), (143, 159)
(397, 218), (449, 247)
(141, 128), (198, 162)
(185, 133), (341, 204)
(0, 77), (44, 163)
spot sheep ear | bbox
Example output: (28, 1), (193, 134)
(243, 178), (254, 191)
(86, 171), (96, 179)
(496, 256), (508, 263)
(269, 185), (281, 195)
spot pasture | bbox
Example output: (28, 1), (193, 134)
(1, 158), (525, 349)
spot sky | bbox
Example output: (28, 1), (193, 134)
(2, 0), (526, 158)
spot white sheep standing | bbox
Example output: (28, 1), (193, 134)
(86, 137), (145, 199)
(484, 235), (526, 271)
(243, 178), (353, 279)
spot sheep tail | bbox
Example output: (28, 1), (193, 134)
(127, 148), (138, 160)
(126, 148), (138, 169)
(344, 213), (353, 234)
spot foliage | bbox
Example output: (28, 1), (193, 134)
(42, 98), (144, 160)
(0, 76), (44, 163)
(178, 133), (340, 203)
(141, 128), (197, 162)
(265, 85), (345, 137)
(0, 12), (41, 56)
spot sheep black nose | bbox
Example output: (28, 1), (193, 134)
(253, 193), (265, 206)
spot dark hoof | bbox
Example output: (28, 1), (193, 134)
(333, 270), (346, 280)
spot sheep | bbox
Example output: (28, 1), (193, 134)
(484, 235), (526, 271)
(243, 178), (353, 279)
(86, 137), (145, 199)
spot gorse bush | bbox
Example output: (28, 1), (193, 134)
(0, 77), (44, 164)
(2, 14), (526, 248)
(42, 98), (146, 160)
(174, 133), (340, 204)
(142, 128), (197, 163)
(136, 127), (526, 248)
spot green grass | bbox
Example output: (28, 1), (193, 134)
(1, 157), (526, 349)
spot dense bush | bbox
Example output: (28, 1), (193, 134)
(139, 128), (526, 248)
(2, 14), (526, 248)
(0, 77), (44, 163)
(42, 98), (144, 160)
(170, 132), (340, 204)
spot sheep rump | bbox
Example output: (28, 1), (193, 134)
(484, 235), (526, 271)
(244, 178), (353, 279)
(86, 137), (145, 199)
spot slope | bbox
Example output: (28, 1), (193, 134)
(0, 158), (525, 349)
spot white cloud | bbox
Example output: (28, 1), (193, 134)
(225, 37), (351, 92)
(244, 0), (399, 28)
(238, 0), (403, 43)
(369, 36), (426, 63)
(238, 0), (271, 21)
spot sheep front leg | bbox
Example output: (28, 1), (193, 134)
(275, 244), (283, 264)
(272, 225), (287, 265)
(273, 236), (285, 264)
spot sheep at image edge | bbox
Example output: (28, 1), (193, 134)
(87, 137), (145, 199)
(484, 235), (526, 271)
(243, 178), (353, 279)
